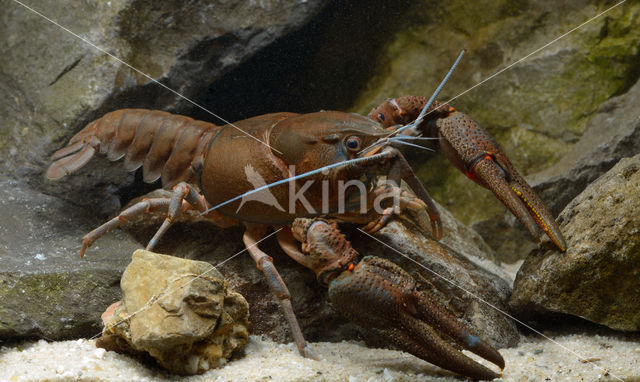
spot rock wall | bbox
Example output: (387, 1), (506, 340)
(0, 0), (329, 212)
(510, 154), (640, 331)
(346, 0), (640, 225)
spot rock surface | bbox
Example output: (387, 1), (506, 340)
(0, 0), (329, 213)
(470, 217), (538, 265)
(0, 177), (140, 341)
(97, 250), (249, 375)
(530, 76), (640, 217)
(510, 154), (640, 331)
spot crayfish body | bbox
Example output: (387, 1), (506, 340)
(46, 95), (565, 379)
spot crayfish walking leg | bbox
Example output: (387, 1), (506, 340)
(77, 182), (235, 257)
(243, 224), (319, 360)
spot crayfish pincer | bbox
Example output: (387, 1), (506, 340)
(288, 218), (505, 380)
(46, 95), (563, 379)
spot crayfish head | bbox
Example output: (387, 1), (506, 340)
(269, 111), (387, 173)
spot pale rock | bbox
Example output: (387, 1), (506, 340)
(96, 249), (250, 375)
(510, 154), (640, 331)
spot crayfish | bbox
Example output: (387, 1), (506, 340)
(46, 85), (565, 379)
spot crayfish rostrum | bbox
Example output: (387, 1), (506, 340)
(47, 94), (565, 380)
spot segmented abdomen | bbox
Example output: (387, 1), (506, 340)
(46, 109), (221, 188)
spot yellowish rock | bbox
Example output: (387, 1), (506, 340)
(97, 249), (249, 375)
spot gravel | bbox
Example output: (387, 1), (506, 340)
(1, 329), (639, 381)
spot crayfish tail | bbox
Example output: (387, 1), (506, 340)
(46, 109), (220, 190)
(46, 142), (96, 180)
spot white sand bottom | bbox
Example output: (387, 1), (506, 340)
(1, 330), (639, 382)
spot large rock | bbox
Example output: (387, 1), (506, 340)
(0, 0), (329, 213)
(509, 154), (640, 331)
(97, 250), (249, 375)
(0, 177), (141, 341)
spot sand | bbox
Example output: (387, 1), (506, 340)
(1, 329), (639, 382)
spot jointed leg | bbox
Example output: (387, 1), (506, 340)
(80, 198), (171, 257)
(80, 182), (235, 257)
(386, 149), (443, 239)
(146, 182), (208, 251)
(242, 224), (319, 360)
(362, 183), (427, 233)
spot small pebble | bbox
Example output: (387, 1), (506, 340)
(94, 348), (106, 359)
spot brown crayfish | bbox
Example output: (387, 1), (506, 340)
(46, 88), (565, 379)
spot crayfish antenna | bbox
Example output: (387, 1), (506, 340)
(397, 49), (466, 135)
(200, 150), (395, 215)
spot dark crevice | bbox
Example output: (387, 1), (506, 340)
(48, 55), (84, 87)
(612, 48), (640, 97)
(115, 169), (162, 208)
(189, 0), (414, 123)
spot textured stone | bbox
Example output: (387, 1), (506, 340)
(0, 177), (141, 341)
(530, 76), (640, 217)
(471, 217), (538, 265)
(0, 0), (329, 214)
(97, 250), (249, 375)
(509, 154), (640, 331)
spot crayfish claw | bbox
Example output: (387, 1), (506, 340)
(289, 218), (504, 380)
(328, 256), (503, 380)
(362, 207), (395, 234)
(290, 219), (504, 379)
(408, 287), (505, 371)
(437, 112), (566, 251)
(366, 181), (438, 238)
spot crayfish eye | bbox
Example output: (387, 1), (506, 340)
(377, 113), (385, 122)
(344, 136), (362, 151)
